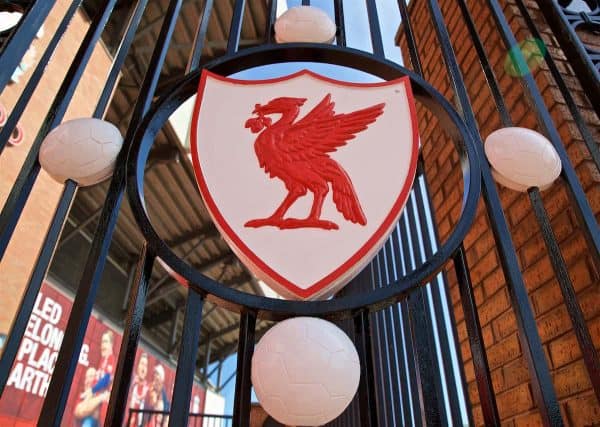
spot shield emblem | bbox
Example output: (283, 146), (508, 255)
(191, 70), (419, 300)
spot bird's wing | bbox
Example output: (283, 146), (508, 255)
(280, 97), (385, 161)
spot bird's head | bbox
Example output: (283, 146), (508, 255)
(244, 97), (307, 134)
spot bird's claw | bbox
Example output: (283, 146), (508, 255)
(245, 218), (339, 230)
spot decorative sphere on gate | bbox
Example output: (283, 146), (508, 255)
(484, 127), (561, 192)
(39, 118), (123, 187)
(251, 317), (360, 426)
(275, 6), (337, 44)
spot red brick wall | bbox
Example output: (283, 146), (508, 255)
(0, 0), (113, 335)
(397, 1), (599, 425)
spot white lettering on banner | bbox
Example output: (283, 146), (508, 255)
(7, 291), (89, 398)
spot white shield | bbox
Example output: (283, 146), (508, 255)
(191, 69), (419, 300)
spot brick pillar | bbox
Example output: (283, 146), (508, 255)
(397, 1), (599, 425)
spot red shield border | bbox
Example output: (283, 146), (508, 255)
(190, 69), (419, 299)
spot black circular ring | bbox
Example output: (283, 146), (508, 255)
(127, 43), (481, 321)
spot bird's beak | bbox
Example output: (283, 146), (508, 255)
(252, 103), (262, 115)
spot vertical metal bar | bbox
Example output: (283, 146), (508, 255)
(407, 287), (442, 426)
(396, 0), (423, 75)
(0, 0), (57, 94)
(94, 0), (150, 117)
(0, 0), (147, 396)
(533, 0), (600, 117)
(453, 0), (511, 126)
(411, 182), (465, 424)
(485, 0), (600, 267)
(424, 0), (563, 423)
(378, 245), (404, 424)
(394, 224), (423, 427)
(226, 0), (246, 55)
(169, 290), (205, 427)
(232, 311), (256, 427)
(453, 247), (501, 426)
(0, 0), (118, 261)
(365, 264), (387, 426)
(528, 188), (600, 401)
(388, 230), (417, 427)
(186, 0), (214, 73)
(462, 0), (600, 406)
(104, 244), (155, 427)
(0, 0), (82, 154)
(0, 180), (76, 395)
(354, 310), (378, 427)
(513, 0), (600, 169)
(38, 1), (183, 424)
(265, 0), (277, 44)
(333, 0), (346, 47)
(372, 255), (394, 425)
(365, 0), (384, 57)
(395, 2), (496, 418)
(403, 206), (445, 426)
(416, 174), (475, 427)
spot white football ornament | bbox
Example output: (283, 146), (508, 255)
(275, 6), (336, 44)
(39, 118), (123, 187)
(252, 317), (360, 426)
(485, 127), (561, 192)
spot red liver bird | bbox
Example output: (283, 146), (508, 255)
(243, 94), (385, 230)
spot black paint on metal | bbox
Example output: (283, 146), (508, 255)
(425, 0), (563, 423)
(485, 0), (600, 267)
(126, 43), (481, 319)
(365, 0), (384, 57)
(265, 0), (277, 44)
(232, 311), (256, 427)
(0, 0), (82, 154)
(37, 1), (183, 423)
(0, 0), (593, 424)
(333, 0), (346, 47)
(528, 188), (600, 402)
(355, 309), (379, 427)
(0, 0), (118, 262)
(411, 180), (466, 425)
(227, 0), (246, 55)
(0, 0), (148, 399)
(454, 247), (501, 426)
(0, 180), (77, 395)
(0, 0), (57, 93)
(533, 0), (600, 117)
(104, 245), (155, 427)
(514, 0), (600, 170)
(169, 290), (205, 426)
(186, 0), (214, 73)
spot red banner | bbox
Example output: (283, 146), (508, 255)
(0, 282), (206, 426)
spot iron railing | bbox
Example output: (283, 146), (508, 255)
(0, 0), (598, 426)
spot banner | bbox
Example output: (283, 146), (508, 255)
(0, 282), (206, 426)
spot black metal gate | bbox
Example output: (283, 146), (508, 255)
(0, 0), (598, 426)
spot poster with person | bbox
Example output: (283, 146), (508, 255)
(0, 281), (206, 426)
